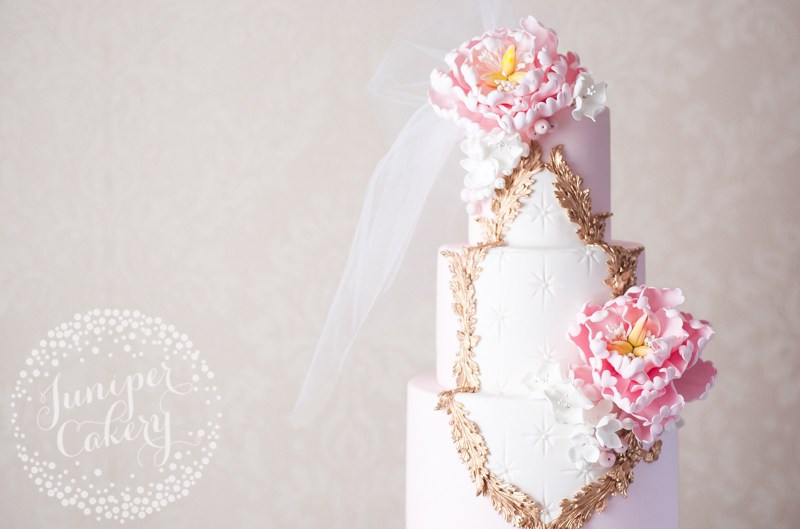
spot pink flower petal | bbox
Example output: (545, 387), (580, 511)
(673, 359), (717, 402)
(568, 285), (716, 444)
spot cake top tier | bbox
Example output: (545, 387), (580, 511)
(427, 16), (609, 232)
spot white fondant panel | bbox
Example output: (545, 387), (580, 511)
(468, 170), (586, 248)
(472, 245), (609, 394)
(457, 389), (605, 522)
(436, 243), (645, 392)
(406, 374), (679, 529)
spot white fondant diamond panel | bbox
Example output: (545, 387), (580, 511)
(456, 391), (604, 522)
(435, 242), (645, 391)
(468, 171), (586, 248)
(473, 245), (610, 395)
(407, 374), (679, 529)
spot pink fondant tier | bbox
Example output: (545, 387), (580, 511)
(406, 374), (679, 529)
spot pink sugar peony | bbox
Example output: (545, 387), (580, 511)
(569, 286), (717, 445)
(428, 16), (585, 141)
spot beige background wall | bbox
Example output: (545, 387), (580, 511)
(0, 0), (798, 528)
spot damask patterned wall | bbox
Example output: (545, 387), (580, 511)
(0, 1), (797, 528)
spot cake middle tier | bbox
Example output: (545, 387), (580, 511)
(436, 242), (645, 394)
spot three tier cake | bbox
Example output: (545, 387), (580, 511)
(406, 16), (716, 529)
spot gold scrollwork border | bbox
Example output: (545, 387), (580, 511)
(441, 245), (489, 390)
(477, 142), (545, 245)
(441, 142), (544, 389)
(546, 145), (644, 297)
(437, 141), (658, 528)
(436, 389), (661, 529)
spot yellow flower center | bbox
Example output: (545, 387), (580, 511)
(608, 314), (653, 358)
(481, 45), (527, 91)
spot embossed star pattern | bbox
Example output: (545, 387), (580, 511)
(523, 414), (557, 458)
(535, 340), (558, 363)
(485, 373), (513, 395)
(578, 245), (604, 274)
(530, 261), (556, 309)
(487, 434), (516, 483)
(486, 304), (514, 339)
(523, 187), (559, 235)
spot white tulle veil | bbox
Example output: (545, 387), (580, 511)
(291, 0), (517, 427)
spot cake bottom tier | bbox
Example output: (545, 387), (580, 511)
(406, 374), (679, 529)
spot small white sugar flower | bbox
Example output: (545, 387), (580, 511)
(523, 362), (594, 425)
(459, 130), (529, 211)
(521, 361), (564, 397)
(582, 399), (627, 451)
(461, 157), (500, 190)
(571, 72), (607, 122)
(594, 415), (625, 450)
(568, 431), (601, 468)
(545, 382), (594, 425)
(483, 130), (529, 175)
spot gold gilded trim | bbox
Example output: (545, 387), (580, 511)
(478, 142), (544, 245)
(437, 388), (662, 529)
(546, 145), (611, 245)
(438, 142), (658, 528)
(442, 142), (544, 389)
(546, 144), (644, 297)
(603, 244), (645, 297)
(552, 432), (661, 529)
(436, 390), (545, 528)
(441, 246), (489, 390)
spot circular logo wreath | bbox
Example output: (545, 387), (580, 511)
(9, 309), (222, 522)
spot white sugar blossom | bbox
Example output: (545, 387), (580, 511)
(583, 399), (630, 451)
(568, 431), (601, 468)
(460, 130), (529, 212)
(482, 130), (529, 175)
(524, 363), (632, 470)
(571, 72), (607, 122)
(461, 156), (500, 192)
(594, 415), (625, 450)
(522, 362), (594, 424)
(546, 382), (594, 425)
(521, 361), (563, 397)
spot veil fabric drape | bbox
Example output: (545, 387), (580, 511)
(291, 0), (516, 427)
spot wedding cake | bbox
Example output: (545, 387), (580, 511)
(406, 17), (717, 529)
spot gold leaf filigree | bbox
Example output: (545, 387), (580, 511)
(546, 145), (611, 245)
(485, 473), (545, 529)
(546, 145), (643, 298)
(445, 142), (542, 390)
(442, 245), (490, 390)
(437, 389), (545, 528)
(437, 389), (662, 529)
(603, 244), (645, 297)
(551, 432), (662, 529)
(435, 389), (489, 495)
(478, 142), (544, 245)
(438, 142), (658, 529)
